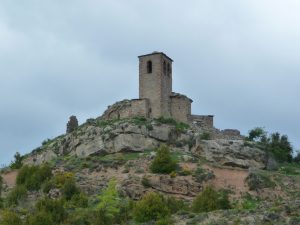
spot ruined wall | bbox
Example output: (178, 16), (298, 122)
(189, 115), (214, 130)
(212, 129), (244, 140)
(101, 99), (149, 120)
(170, 93), (192, 123)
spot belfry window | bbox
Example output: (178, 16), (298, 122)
(163, 61), (167, 75)
(167, 63), (171, 76)
(147, 60), (152, 73)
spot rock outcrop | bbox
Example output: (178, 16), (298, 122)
(24, 118), (266, 171)
(192, 139), (266, 169)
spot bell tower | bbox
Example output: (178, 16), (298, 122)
(138, 52), (173, 118)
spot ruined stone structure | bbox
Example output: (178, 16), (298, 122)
(102, 52), (213, 128)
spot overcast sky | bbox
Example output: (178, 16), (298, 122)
(0, 0), (299, 166)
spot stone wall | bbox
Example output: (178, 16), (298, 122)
(170, 93), (192, 123)
(212, 129), (244, 140)
(101, 99), (149, 120)
(189, 115), (214, 130)
(139, 52), (172, 118)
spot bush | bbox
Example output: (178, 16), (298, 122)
(245, 172), (275, 191)
(133, 192), (170, 222)
(69, 192), (89, 208)
(7, 185), (27, 206)
(16, 164), (52, 191)
(62, 177), (80, 201)
(247, 128), (293, 163)
(63, 210), (91, 225)
(0, 210), (22, 225)
(26, 210), (54, 225)
(91, 208), (113, 225)
(141, 176), (151, 188)
(199, 132), (211, 140)
(10, 152), (23, 169)
(150, 145), (177, 174)
(35, 198), (66, 223)
(164, 196), (186, 213)
(155, 117), (189, 132)
(97, 178), (120, 219)
(192, 186), (231, 213)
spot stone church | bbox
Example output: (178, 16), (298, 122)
(101, 52), (214, 129)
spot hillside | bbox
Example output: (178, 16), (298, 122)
(0, 116), (300, 225)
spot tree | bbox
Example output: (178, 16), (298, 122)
(192, 186), (230, 213)
(66, 115), (78, 133)
(133, 192), (170, 222)
(150, 145), (177, 174)
(10, 152), (23, 169)
(294, 151), (300, 163)
(247, 128), (293, 163)
(248, 127), (266, 141)
(97, 178), (121, 220)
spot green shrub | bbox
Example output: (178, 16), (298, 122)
(245, 172), (275, 191)
(0, 210), (22, 225)
(247, 128), (293, 163)
(133, 192), (170, 222)
(97, 178), (120, 219)
(62, 177), (80, 201)
(192, 167), (215, 183)
(7, 185), (27, 206)
(141, 176), (151, 188)
(63, 210), (91, 225)
(164, 196), (186, 213)
(199, 132), (211, 140)
(155, 217), (174, 225)
(35, 198), (66, 223)
(16, 164), (52, 191)
(69, 192), (89, 208)
(91, 208), (113, 225)
(26, 210), (54, 225)
(192, 186), (231, 213)
(240, 194), (260, 210)
(155, 117), (189, 132)
(150, 145), (177, 174)
(10, 152), (23, 169)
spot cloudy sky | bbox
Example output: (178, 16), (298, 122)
(1, 0), (299, 166)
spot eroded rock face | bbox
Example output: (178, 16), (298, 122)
(192, 139), (266, 169)
(24, 121), (184, 165)
(120, 174), (202, 199)
(24, 119), (266, 171)
(147, 175), (202, 197)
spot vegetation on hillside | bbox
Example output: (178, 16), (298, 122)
(150, 145), (177, 174)
(247, 127), (294, 163)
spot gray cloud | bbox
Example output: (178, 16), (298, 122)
(1, 0), (299, 165)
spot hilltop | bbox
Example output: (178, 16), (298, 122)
(0, 115), (300, 225)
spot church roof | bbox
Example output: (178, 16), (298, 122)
(138, 51), (173, 62)
(170, 92), (193, 103)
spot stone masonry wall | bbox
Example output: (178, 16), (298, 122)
(139, 53), (172, 118)
(101, 99), (149, 120)
(189, 115), (214, 130)
(170, 94), (192, 123)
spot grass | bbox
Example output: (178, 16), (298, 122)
(278, 163), (300, 176)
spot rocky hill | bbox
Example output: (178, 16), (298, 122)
(1, 116), (300, 225)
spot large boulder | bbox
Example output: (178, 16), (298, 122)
(192, 139), (266, 169)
